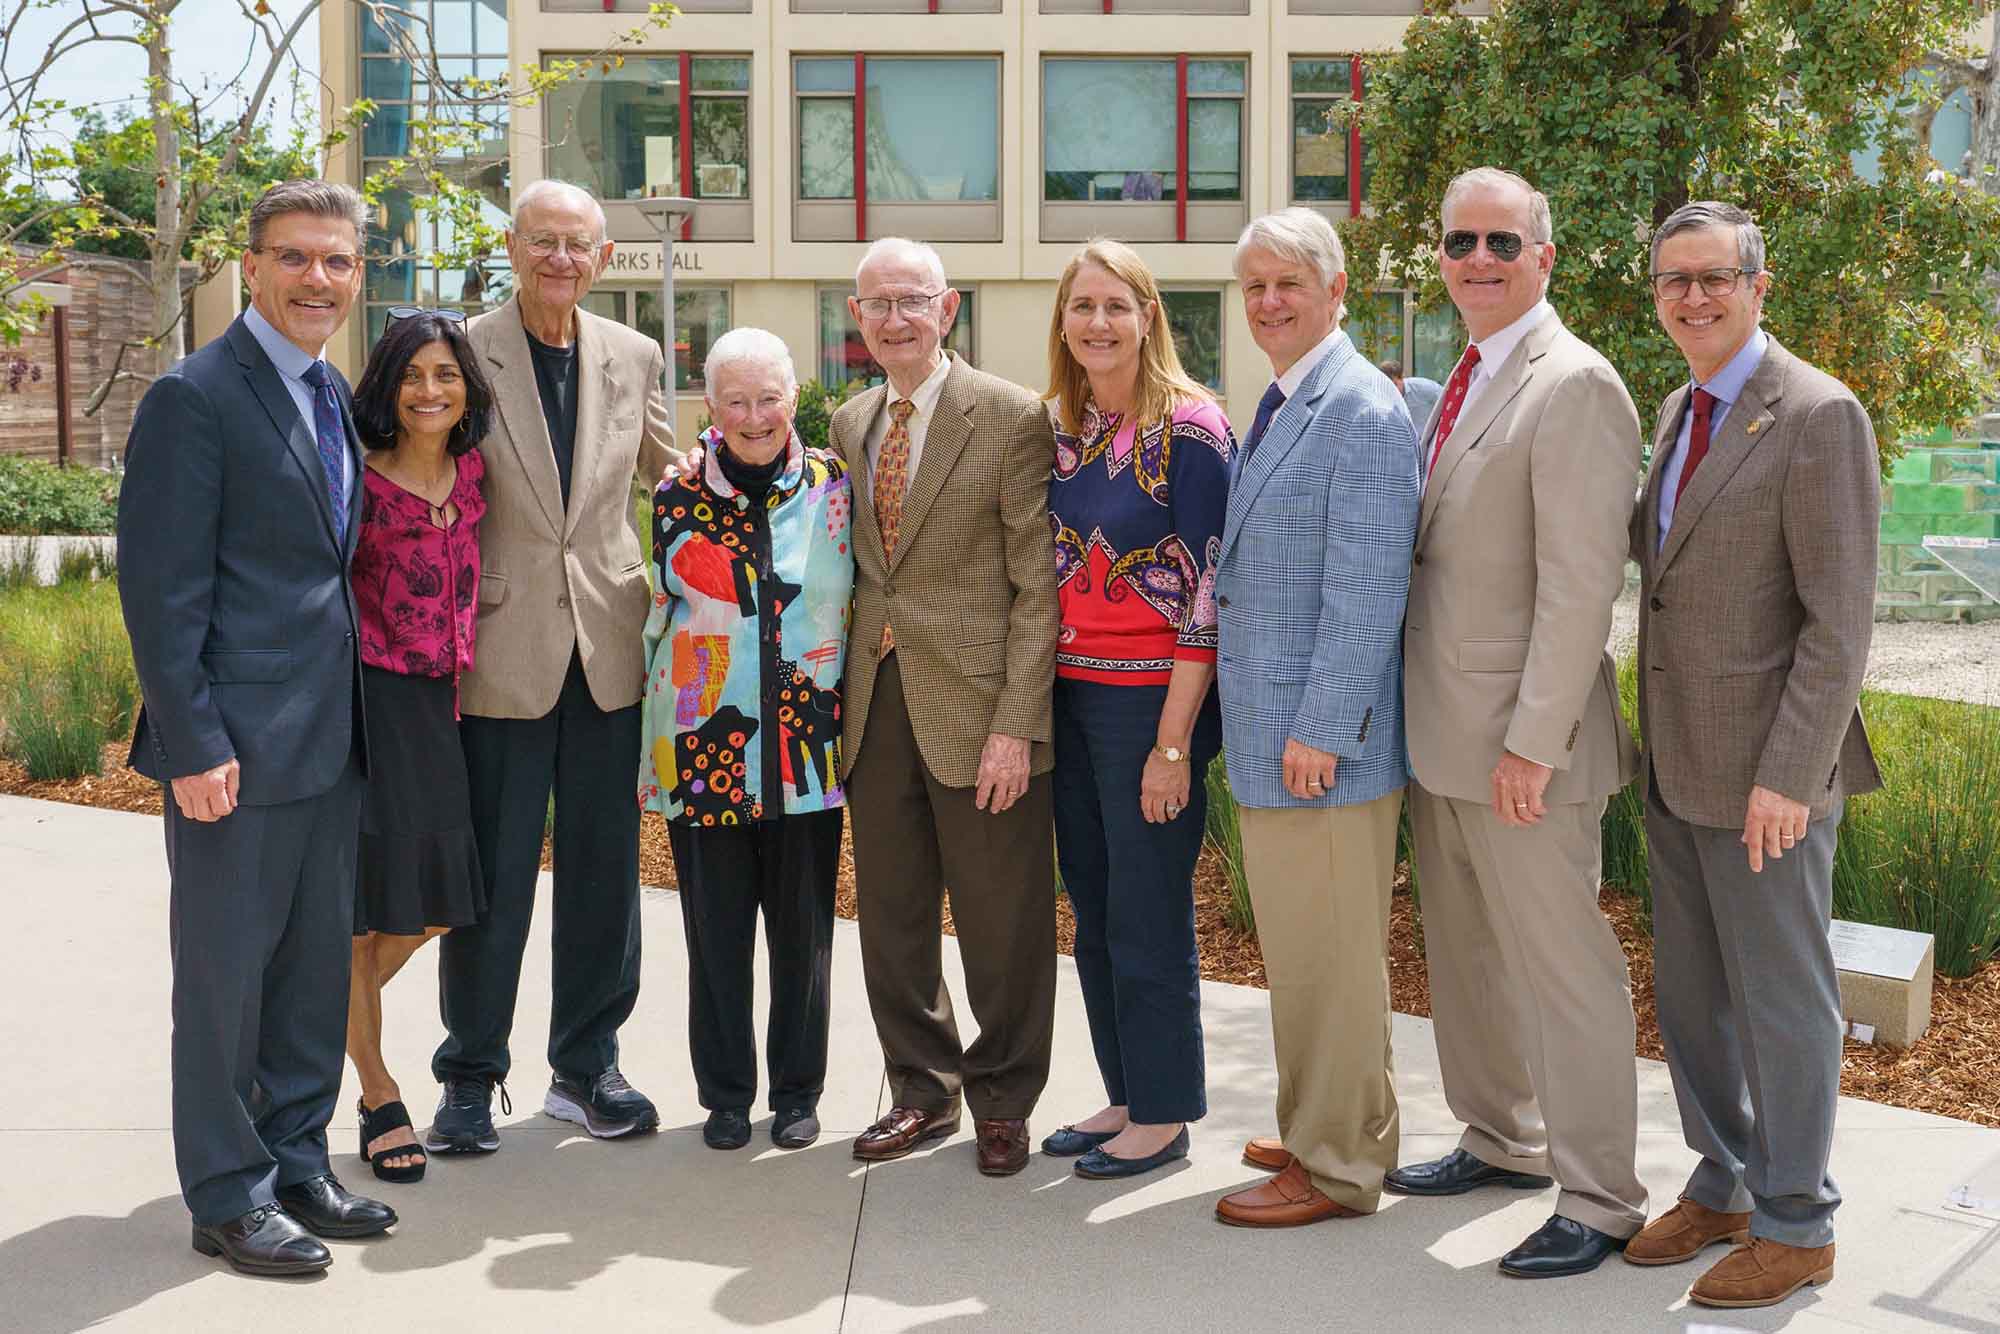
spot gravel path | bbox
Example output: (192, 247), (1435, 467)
(1608, 593), (1999, 707)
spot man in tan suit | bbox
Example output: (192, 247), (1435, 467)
(1624, 201), (1880, 1310)
(837, 237), (1061, 1178)
(1397, 167), (1647, 1277)
(430, 179), (676, 1153)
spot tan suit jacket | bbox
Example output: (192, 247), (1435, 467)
(835, 354), (1059, 789)
(1631, 335), (1881, 828)
(1404, 313), (1641, 804)
(461, 295), (677, 718)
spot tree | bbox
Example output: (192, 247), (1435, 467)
(1343, 0), (2000, 468)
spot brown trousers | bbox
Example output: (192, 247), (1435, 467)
(847, 655), (1057, 1120)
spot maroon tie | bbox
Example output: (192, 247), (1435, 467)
(1425, 343), (1482, 484)
(1673, 388), (1718, 505)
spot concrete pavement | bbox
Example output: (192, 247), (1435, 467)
(1, 793), (1995, 1333)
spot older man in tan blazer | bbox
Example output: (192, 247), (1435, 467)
(1397, 167), (1647, 1278)
(1624, 201), (1880, 1311)
(430, 179), (676, 1154)
(835, 237), (1060, 1178)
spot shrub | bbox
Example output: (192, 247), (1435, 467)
(0, 576), (138, 779)
(1202, 757), (1252, 934)
(0, 457), (120, 535)
(1599, 655), (1651, 915)
(791, 378), (865, 453)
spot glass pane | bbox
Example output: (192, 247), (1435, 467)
(362, 58), (414, 102)
(579, 291), (625, 324)
(366, 256), (417, 303)
(691, 98), (749, 199)
(363, 104), (411, 157)
(1291, 57), (1351, 96)
(1344, 289), (1403, 370)
(360, 4), (413, 54)
(1187, 59), (1245, 95)
(1161, 290), (1222, 392)
(544, 58), (681, 202)
(473, 0), (507, 53)
(692, 56), (750, 92)
(1292, 97), (1347, 202)
(948, 289), (974, 366)
(817, 289), (972, 388)
(865, 59), (999, 202)
(429, 0), (474, 52)
(1043, 59), (1175, 201)
(796, 58), (855, 94)
(1413, 299), (1465, 381)
(799, 100), (855, 199)
(1187, 99), (1240, 199)
(634, 288), (732, 391)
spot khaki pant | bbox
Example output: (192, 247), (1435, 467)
(1238, 789), (1403, 1214)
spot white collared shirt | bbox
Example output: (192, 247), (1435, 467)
(1456, 299), (1554, 421)
(866, 353), (954, 480)
(1272, 323), (1348, 400)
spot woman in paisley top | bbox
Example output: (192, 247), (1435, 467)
(1038, 239), (1234, 1179)
(344, 309), (494, 1183)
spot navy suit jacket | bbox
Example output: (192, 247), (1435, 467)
(118, 316), (367, 806)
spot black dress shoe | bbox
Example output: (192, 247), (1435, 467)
(1074, 1126), (1191, 1180)
(1384, 1148), (1554, 1196)
(276, 1173), (397, 1238)
(191, 1203), (331, 1276)
(704, 1108), (752, 1150)
(1499, 1214), (1629, 1278)
(772, 1106), (820, 1149)
(1040, 1125), (1118, 1157)
(545, 1067), (660, 1139)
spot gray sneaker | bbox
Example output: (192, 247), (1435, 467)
(544, 1067), (660, 1139)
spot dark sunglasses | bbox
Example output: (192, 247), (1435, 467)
(384, 305), (468, 326)
(1443, 230), (1531, 262)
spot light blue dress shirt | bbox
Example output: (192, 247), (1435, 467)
(1656, 326), (1767, 552)
(243, 304), (353, 501)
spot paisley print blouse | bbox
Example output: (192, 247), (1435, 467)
(351, 448), (486, 681)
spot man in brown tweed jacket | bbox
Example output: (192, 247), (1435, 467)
(837, 238), (1061, 1178)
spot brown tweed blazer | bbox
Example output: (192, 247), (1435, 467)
(835, 354), (1059, 788)
(1630, 335), (1882, 828)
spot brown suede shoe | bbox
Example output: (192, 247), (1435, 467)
(1215, 1160), (1364, 1228)
(1241, 1137), (1293, 1172)
(852, 1106), (960, 1162)
(974, 1118), (1030, 1176)
(1624, 1196), (1753, 1266)
(1690, 1238), (1835, 1309)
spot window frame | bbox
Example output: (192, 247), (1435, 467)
(1159, 286), (1225, 394)
(790, 0), (998, 13)
(577, 285), (736, 393)
(814, 283), (977, 389)
(1041, 0), (1247, 12)
(1289, 56), (1365, 220)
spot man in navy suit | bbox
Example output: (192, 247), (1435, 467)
(118, 180), (395, 1276)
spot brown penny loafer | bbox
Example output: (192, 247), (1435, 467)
(1690, 1238), (1835, 1308)
(1241, 1136), (1293, 1172)
(1625, 1196), (1753, 1266)
(852, 1105), (960, 1162)
(975, 1118), (1030, 1176)
(1215, 1159), (1364, 1228)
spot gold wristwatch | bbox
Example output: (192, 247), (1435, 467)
(1151, 744), (1190, 763)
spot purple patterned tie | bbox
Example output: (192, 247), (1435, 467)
(299, 360), (348, 534)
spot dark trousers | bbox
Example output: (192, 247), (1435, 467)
(165, 750), (363, 1226)
(667, 809), (842, 1113)
(1052, 679), (1214, 1124)
(846, 654), (1057, 1120)
(435, 652), (643, 1085)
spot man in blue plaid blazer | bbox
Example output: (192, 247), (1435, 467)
(1211, 208), (1421, 1230)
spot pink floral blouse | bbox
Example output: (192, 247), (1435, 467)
(352, 449), (486, 682)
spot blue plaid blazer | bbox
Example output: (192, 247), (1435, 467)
(1215, 332), (1421, 809)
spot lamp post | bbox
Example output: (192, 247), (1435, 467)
(634, 196), (697, 418)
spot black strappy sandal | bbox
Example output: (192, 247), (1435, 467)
(359, 1098), (428, 1183)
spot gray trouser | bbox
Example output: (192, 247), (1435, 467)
(1644, 771), (1843, 1247)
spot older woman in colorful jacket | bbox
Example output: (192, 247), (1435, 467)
(639, 327), (853, 1153)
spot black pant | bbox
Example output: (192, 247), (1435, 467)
(434, 653), (643, 1085)
(166, 749), (363, 1225)
(667, 809), (843, 1113)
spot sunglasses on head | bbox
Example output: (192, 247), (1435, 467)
(1443, 230), (1532, 262)
(385, 306), (468, 326)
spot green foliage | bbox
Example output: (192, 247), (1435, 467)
(1202, 757), (1253, 934)
(1344, 0), (2000, 472)
(1600, 654), (1651, 915)
(0, 575), (137, 780)
(791, 378), (866, 452)
(0, 458), (120, 536)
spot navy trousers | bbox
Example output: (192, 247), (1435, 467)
(1051, 678), (1216, 1124)
(435, 652), (643, 1085)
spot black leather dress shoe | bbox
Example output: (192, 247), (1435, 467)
(276, 1173), (397, 1238)
(1384, 1148), (1554, 1196)
(704, 1107), (752, 1150)
(772, 1106), (820, 1149)
(191, 1203), (331, 1276)
(1499, 1214), (1629, 1278)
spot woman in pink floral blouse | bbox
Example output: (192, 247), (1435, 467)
(343, 309), (495, 1183)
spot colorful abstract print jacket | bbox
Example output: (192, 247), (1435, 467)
(639, 427), (855, 826)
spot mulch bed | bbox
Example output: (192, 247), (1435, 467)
(8, 743), (1995, 1129)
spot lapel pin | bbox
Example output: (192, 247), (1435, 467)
(1745, 420), (1763, 436)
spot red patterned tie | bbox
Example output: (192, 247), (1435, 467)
(1673, 388), (1718, 505)
(1425, 343), (1483, 485)
(874, 398), (915, 656)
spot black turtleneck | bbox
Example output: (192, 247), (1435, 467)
(717, 441), (786, 501)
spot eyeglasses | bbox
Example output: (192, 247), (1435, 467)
(854, 291), (945, 321)
(1443, 230), (1538, 262)
(1649, 267), (1761, 301)
(257, 247), (360, 278)
(520, 233), (602, 259)
(385, 306), (467, 326)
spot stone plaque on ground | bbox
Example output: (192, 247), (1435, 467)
(1830, 919), (1935, 1049)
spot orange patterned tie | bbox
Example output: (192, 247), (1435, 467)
(875, 398), (916, 655)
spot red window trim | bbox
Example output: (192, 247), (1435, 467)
(1175, 54), (1189, 243)
(679, 52), (695, 240)
(853, 54), (869, 241)
(1348, 56), (1364, 218)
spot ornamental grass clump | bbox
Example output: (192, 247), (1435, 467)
(1203, 758), (1253, 934)
(0, 576), (138, 780)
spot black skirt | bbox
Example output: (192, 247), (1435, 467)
(354, 665), (486, 936)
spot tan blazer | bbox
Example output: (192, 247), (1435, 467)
(1404, 313), (1641, 804)
(1631, 335), (1881, 828)
(460, 295), (677, 719)
(835, 354), (1059, 789)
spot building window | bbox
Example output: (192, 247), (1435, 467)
(1042, 0), (1246, 11)
(1160, 289), (1223, 393)
(793, 56), (1003, 243)
(1041, 57), (1248, 243)
(1287, 0), (1488, 14)
(1412, 299), (1464, 381)
(792, 0), (998, 13)
(1345, 289), (1403, 371)
(543, 0), (746, 11)
(543, 54), (752, 243)
(1291, 57), (1366, 217)
(578, 287), (733, 392)
(815, 285), (976, 388)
